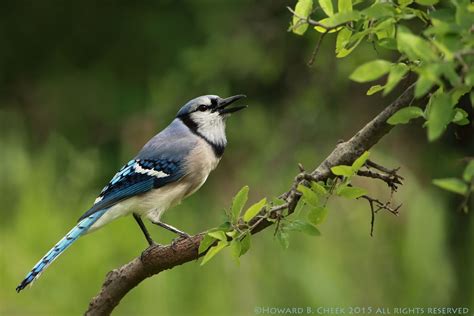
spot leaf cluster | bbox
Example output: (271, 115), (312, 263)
(290, 0), (473, 207)
(198, 186), (266, 265)
(290, 0), (473, 141)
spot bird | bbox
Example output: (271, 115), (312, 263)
(16, 94), (247, 292)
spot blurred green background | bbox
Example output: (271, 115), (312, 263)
(0, 1), (473, 315)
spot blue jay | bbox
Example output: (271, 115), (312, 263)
(16, 94), (247, 292)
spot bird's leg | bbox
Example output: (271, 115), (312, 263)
(133, 213), (159, 247)
(150, 220), (191, 239)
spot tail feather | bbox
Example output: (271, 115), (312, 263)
(16, 209), (107, 292)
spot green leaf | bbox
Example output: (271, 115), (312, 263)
(429, 7), (457, 20)
(367, 85), (385, 95)
(243, 198), (267, 222)
(377, 38), (397, 50)
(363, 3), (396, 19)
(452, 108), (469, 125)
(374, 18), (396, 40)
(230, 239), (241, 262)
(337, 186), (367, 199)
(384, 63), (409, 95)
(337, 37), (363, 57)
(431, 39), (454, 61)
(308, 206), (329, 225)
(456, 1), (474, 28)
(453, 118), (469, 126)
(451, 86), (471, 106)
(240, 233), (251, 256)
(349, 59), (392, 83)
(415, 0), (438, 6)
(414, 63), (443, 99)
(208, 231), (227, 241)
(331, 165), (354, 177)
(433, 178), (468, 196)
(286, 219), (321, 236)
(315, 10), (361, 31)
(439, 63), (460, 87)
(305, 224), (321, 236)
(297, 184), (319, 206)
(319, 0), (334, 16)
(276, 229), (290, 249)
(293, 197), (307, 214)
(387, 107), (424, 125)
(336, 27), (368, 56)
(292, 0), (313, 35)
(336, 28), (352, 53)
(427, 93), (453, 141)
(463, 161), (474, 182)
(215, 221), (232, 231)
(311, 181), (328, 195)
(231, 185), (249, 221)
(404, 7), (430, 22)
(397, 27), (438, 62)
(435, 24), (462, 39)
(271, 197), (286, 206)
(225, 230), (237, 238)
(338, 0), (352, 13)
(198, 234), (217, 254)
(200, 240), (228, 266)
(415, 74), (436, 98)
(352, 151), (370, 171)
(398, 0), (413, 8)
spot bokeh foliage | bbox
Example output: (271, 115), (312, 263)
(0, 1), (473, 315)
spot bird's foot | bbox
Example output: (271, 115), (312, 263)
(140, 241), (161, 261)
(171, 232), (192, 251)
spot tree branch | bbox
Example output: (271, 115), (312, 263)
(358, 195), (402, 236)
(85, 83), (415, 315)
(357, 168), (403, 191)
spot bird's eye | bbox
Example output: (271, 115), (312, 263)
(198, 105), (209, 112)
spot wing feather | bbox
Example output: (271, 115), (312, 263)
(78, 158), (183, 221)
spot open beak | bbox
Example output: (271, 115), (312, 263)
(217, 94), (247, 115)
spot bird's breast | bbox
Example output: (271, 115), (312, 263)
(181, 138), (220, 194)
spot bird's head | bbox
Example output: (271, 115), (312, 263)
(176, 94), (247, 149)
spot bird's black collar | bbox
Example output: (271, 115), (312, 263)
(178, 115), (225, 157)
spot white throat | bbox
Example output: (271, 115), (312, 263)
(190, 111), (227, 147)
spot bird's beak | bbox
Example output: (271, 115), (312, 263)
(217, 94), (247, 115)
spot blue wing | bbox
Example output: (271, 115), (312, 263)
(78, 158), (184, 221)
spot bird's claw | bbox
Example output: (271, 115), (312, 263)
(171, 233), (192, 251)
(140, 242), (161, 261)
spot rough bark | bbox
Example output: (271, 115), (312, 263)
(85, 84), (415, 315)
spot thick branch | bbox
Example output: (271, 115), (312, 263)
(85, 84), (415, 315)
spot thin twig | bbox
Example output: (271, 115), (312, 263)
(368, 197), (376, 236)
(308, 31), (328, 66)
(360, 195), (401, 216)
(358, 195), (401, 236)
(366, 159), (402, 176)
(357, 169), (403, 191)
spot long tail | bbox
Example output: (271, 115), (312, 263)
(16, 209), (107, 292)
